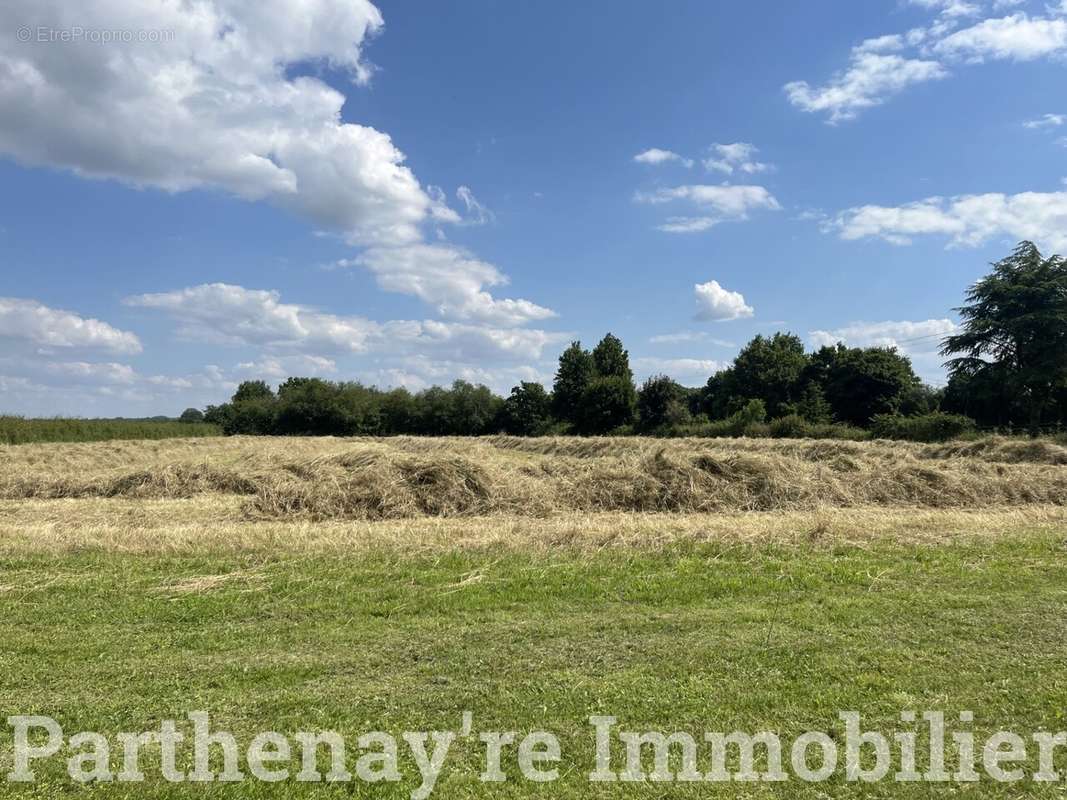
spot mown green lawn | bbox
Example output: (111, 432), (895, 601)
(2, 533), (1066, 797)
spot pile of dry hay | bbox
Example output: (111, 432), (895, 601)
(2, 435), (1065, 520)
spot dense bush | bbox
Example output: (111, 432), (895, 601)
(870, 412), (976, 442)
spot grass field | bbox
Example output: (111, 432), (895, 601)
(2, 435), (1066, 797)
(0, 416), (221, 445)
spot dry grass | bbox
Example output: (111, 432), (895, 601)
(2, 435), (1066, 522)
(2, 498), (1065, 555)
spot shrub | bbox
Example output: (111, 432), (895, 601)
(769, 414), (811, 439)
(870, 412), (976, 442)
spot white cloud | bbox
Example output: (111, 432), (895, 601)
(1024, 113), (1067, 128)
(456, 186), (495, 225)
(0, 297), (141, 354)
(125, 283), (378, 351)
(635, 184), (780, 234)
(829, 190), (1067, 251)
(693, 281), (755, 322)
(933, 13), (1067, 60)
(125, 283), (563, 364)
(356, 244), (556, 326)
(649, 331), (736, 346)
(0, 1), (550, 326)
(703, 142), (773, 175)
(363, 357), (552, 394)
(634, 148), (693, 167)
(236, 355), (338, 379)
(909, 0), (982, 18)
(807, 319), (957, 351)
(632, 357), (728, 385)
(854, 34), (909, 54)
(784, 52), (948, 123)
(785, 4), (1067, 122)
(0, 0), (440, 247)
(42, 361), (138, 385)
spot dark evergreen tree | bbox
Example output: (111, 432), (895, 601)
(941, 241), (1067, 436)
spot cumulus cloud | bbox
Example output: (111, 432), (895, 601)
(1024, 113), (1066, 128)
(0, 297), (141, 354)
(42, 361), (138, 385)
(909, 0), (982, 18)
(828, 190), (1067, 251)
(932, 13), (1067, 60)
(693, 281), (755, 322)
(235, 355), (338, 379)
(356, 244), (556, 326)
(125, 283), (378, 352)
(635, 184), (780, 233)
(784, 52), (948, 124)
(0, 0), (550, 327)
(632, 357), (728, 385)
(633, 148), (693, 167)
(703, 143), (772, 175)
(784, 4), (1067, 122)
(808, 319), (957, 351)
(125, 283), (562, 364)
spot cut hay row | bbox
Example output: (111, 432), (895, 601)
(2, 435), (1065, 520)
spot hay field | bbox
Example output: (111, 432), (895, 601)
(3, 436), (1067, 797)
(3, 433), (1067, 524)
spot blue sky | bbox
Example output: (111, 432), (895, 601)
(2, 0), (1067, 415)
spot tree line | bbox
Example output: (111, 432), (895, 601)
(195, 242), (1067, 441)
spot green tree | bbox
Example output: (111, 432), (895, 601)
(818, 345), (920, 426)
(379, 387), (416, 434)
(637, 375), (689, 431)
(579, 375), (636, 434)
(729, 333), (808, 418)
(552, 341), (596, 426)
(789, 382), (833, 424)
(178, 407), (204, 423)
(232, 380), (274, 404)
(941, 241), (1067, 436)
(591, 333), (633, 381)
(500, 382), (554, 436)
(447, 380), (503, 435)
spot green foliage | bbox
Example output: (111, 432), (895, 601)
(443, 380), (504, 436)
(787, 382), (833, 424)
(870, 412), (976, 442)
(812, 344), (921, 426)
(942, 241), (1067, 435)
(591, 332), (633, 380)
(728, 333), (808, 418)
(232, 380), (274, 404)
(637, 375), (690, 432)
(0, 416), (220, 445)
(769, 414), (811, 438)
(500, 382), (553, 436)
(552, 341), (596, 426)
(578, 375), (636, 434)
(178, 408), (204, 423)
